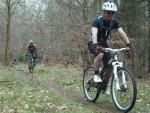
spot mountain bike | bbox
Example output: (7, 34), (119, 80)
(27, 54), (36, 73)
(83, 47), (137, 113)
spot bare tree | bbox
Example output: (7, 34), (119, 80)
(147, 0), (150, 73)
(0, 0), (24, 66)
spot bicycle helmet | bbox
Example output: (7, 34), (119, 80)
(29, 40), (34, 44)
(102, 2), (117, 12)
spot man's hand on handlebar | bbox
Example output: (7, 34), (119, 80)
(127, 43), (135, 50)
(126, 43), (135, 58)
(94, 43), (104, 54)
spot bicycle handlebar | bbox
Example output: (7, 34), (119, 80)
(103, 47), (129, 53)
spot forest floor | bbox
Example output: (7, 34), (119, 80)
(0, 64), (150, 113)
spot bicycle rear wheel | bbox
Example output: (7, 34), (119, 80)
(111, 67), (137, 112)
(83, 66), (101, 102)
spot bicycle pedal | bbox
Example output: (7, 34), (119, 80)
(97, 83), (103, 89)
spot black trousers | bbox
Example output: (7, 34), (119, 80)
(88, 41), (111, 67)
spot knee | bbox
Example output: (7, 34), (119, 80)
(97, 53), (104, 60)
(94, 53), (104, 61)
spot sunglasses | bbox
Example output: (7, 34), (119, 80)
(106, 11), (115, 15)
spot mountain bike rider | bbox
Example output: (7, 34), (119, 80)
(26, 40), (37, 61)
(88, 1), (133, 83)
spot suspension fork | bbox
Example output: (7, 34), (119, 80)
(112, 61), (123, 90)
(122, 71), (126, 83)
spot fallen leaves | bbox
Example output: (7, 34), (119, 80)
(136, 93), (144, 103)
(24, 104), (30, 109)
(47, 103), (68, 110)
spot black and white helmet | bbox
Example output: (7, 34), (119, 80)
(102, 2), (117, 12)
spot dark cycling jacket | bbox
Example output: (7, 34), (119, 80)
(92, 16), (121, 46)
(27, 44), (37, 53)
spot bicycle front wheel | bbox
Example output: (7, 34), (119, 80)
(28, 61), (34, 73)
(111, 67), (137, 112)
(83, 66), (100, 102)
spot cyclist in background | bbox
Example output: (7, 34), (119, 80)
(26, 40), (37, 61)
(88, 1), (133, 83)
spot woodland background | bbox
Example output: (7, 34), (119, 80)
(0, 0), (149, 77)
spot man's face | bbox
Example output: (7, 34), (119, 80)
(104, 11), (115, 21)
(29, 42), (34, 45)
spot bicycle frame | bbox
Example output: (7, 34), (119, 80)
(28, 54), (35, 63)
(112, 55), (123, 90)
(27, 54), (35, 73)
(104, 47), (129, 91)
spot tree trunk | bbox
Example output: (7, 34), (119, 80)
(3, 1), (11, 66)
(148, 31), (150, 73)
(148, 1), (150, 73)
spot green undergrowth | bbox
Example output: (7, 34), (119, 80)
(0, 66), (101, 113)
(0, 64), (150, 113)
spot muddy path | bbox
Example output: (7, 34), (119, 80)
(14, 66), (120, 113)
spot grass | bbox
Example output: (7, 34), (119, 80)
(0, 64), (150, 113)
(34, 64), (150, 113)
(0, 65), (100, 113)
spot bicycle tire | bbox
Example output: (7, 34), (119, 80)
(28, 60), (34, 73)
(83, 66), (101, 102)
(28, 64), (33, 73)
(111, 67), (137, 112)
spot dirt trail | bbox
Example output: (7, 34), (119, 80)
(15, 67), (119, 113)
